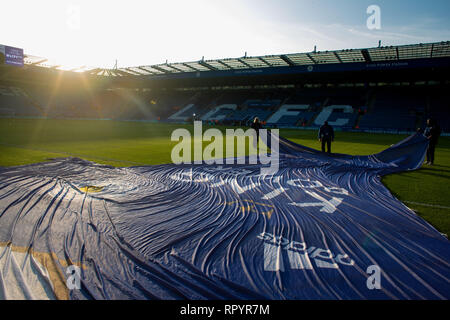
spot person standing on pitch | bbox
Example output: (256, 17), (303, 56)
(424, 118), (441, 165)
(251, 117), (263, 150)
(318, 121), (334, 153)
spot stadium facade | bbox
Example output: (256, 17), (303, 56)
(0, 41), (449, 133)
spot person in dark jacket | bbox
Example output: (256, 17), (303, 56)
(251, 117), (263, 150)
(424, 118), (441, 165)
(318, 121), (334, 153)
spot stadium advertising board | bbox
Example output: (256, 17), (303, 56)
(0, 45), (4, 64)
(0, 44), (23, 67)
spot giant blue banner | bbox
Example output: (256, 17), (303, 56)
(0, 133), (449, 299)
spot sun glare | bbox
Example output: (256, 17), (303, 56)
(2, 0), (450, 70)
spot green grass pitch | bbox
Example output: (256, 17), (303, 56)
(0, 118), (449, 236)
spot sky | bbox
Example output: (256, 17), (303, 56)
(1, 0), (450, 69)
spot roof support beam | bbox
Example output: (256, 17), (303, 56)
(280, 55), (296, 66)
(124, 68), (145, 75)
(216, 60), (232, 69)
(198, 61), (218, 71)
(182, 63), (200, 72)
(31, 58), (48, 65)
(116, 69), (137, 76)
(237, 58), (253, 69)
(138, 67), (155, 75)
(306, 53), (317, 64)
(87, 68), (101, 75)
(114, 69), (133, 76)
(333, 52), (343, 63)
(361, 49), (372, 63)
(149, 65), (171, 74)
(163, 64), (184, 73)
(69, 66), (87, 72)
(258, 57), (272, 67)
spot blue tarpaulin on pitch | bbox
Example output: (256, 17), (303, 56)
(0, 132), (449, 299)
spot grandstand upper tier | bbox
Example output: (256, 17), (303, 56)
(16, 41), (450, 77)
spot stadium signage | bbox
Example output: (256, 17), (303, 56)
(366, 62), (409, 68)
(0, 44), (23, 67)
(234, 69), (264, 75)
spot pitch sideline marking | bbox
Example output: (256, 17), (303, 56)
(404, 201), (450, 210)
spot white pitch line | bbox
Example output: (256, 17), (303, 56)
(404, 201), (450, 210)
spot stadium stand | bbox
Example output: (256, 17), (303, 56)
(168, 103), (197, 121)
(1, 41), (449, 132)
(212, 91), (253, 106)
(0, 85), (43, 117)
(2, 82), (449, 133)
(222, 98), (280, 125)
(267, 104), (312, 127)
(423, 92), (450, 132)
(225, 107), (273, 125)
(314, 105), (358, 128)
(358, 88), (423, 132)
(201, 104), (237, 121)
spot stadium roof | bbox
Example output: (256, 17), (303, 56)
(23, 54), (99, 73)
(23, 41), (450, 77)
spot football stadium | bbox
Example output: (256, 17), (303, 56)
(0, 0), (450, 304)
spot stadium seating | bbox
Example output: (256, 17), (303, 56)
(201, 104), (237, 121)
(358, 88), (423, 131)
(168, 104), (197, 121)
(226, 108), (273, 125)
(286, 90), (326, 106)
(267, 105), (313, 127)
(1, 83), (448, 133)
(213, 91), (253, 106)
(219, 98), (281, 125)
(422, 93), (450, 132)
(0, 85), (43, 117)
(326, 111), (359, 128)
(358, 111), (417, 132)
(313, 105), (358, 128)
